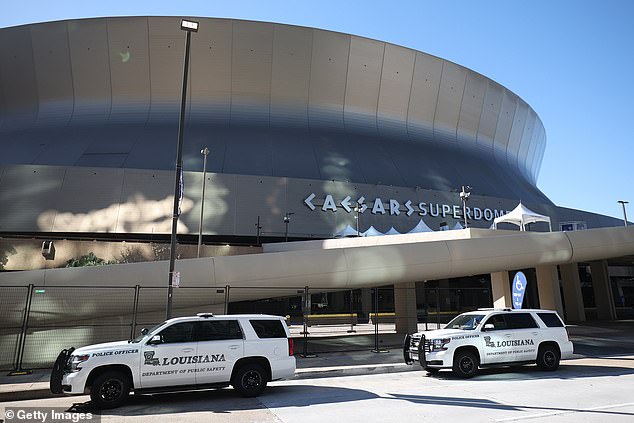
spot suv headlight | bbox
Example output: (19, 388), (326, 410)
(69, 354), (90, 372)
(430, 338), (451, 351)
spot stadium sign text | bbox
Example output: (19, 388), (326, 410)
(304, 193), (509, 222)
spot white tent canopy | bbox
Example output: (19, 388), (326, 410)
(333, 224), (360, 238)
(493, 202), (552, 232)
(361, 226), (384, 237)
(452, 222), (464, 230)
(384, 227), (401, 235)
(408, 219), (434, 233)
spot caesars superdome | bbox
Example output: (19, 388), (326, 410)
(0, 17), (621, 241)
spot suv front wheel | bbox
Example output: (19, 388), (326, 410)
(537, 344), (560, 371)
(90, 370), (131, 409)
(453, 350), (479, 378)
(233, 364), (268, 397)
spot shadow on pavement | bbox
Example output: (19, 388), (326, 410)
(388, 393), (520, 411)
(67, 384), (379, 416)
(387, 393), (634, 417)
(424, 361), (634, 381)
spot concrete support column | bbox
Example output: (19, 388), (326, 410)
(536, 265), (564, 317)
(394, 282), (418, 334)
(560, 263), (586, 322)
(590, 260), (617, 320)
(361, 288), (372, 322)
(491, 271), (511, 309)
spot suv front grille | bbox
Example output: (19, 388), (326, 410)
(410, 336), (431, 352)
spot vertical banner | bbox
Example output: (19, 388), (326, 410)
(512, 271), (527, 309)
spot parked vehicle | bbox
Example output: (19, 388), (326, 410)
(50, 313), (296, 409)
(403, 308), (573, 378)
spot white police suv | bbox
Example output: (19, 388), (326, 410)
(403, 309), (573, 378)
(50, 313), (296, 409)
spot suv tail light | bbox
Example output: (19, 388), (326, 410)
(288, 338), (294, 356)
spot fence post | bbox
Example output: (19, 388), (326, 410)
(347, 289), (356, 333)
(436, 289), (440, 329)
(224, 285), (230, 314)
(130, 285), (140, 340)
(300, 286), (315, 358)
(10, 284), (34, 375)
(371, 287), (388, 353)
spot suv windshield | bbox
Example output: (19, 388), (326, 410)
(444, 314), (485, 330)
(129, 322), (164, 343)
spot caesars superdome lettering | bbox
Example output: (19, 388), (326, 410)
(304, 193), (509, 222)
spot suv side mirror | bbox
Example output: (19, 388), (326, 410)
(141, 327), (149, 336)
(147, 335), (162, 345)
(483, 323), (494, 331)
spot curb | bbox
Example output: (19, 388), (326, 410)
(0, 387), (55, 403)
(295, 362), (418, 380)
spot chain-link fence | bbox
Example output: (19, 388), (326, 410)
(0, 284), (491, 371)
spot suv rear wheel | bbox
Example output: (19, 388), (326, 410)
(537, 344), (560, 371)
(453, 350), (479, 378)
(233, 364), (268, 397)
(90, 370), (130, 409)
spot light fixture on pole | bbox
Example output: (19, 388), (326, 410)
(618, 200), (629, 227)
(197, 147), (209, 258)
(459, 185), (472, 228)
(283, 212), (294, 242)
(354, 202), (361, 236)
(166, 18), (199, 320)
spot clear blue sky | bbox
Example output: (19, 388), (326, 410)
(2, 0), (633, 220)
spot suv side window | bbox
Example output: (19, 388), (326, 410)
(250, 319), (287, 338)
(197, 320), (243, 341)
(537, 312), (564, 328)
(506, 313), (538, 329)
(157, 322), (196, 344)
(483, 314), (507, 330)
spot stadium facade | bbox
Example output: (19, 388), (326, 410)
(0, 16), (623, 246)
(0, 16), (633, 359)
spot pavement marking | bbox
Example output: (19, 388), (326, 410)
(494, 402), (634, 422)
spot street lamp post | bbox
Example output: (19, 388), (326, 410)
(166, 19), (199, 320)
(283, 212), (294, 242)
(197, 147), (209, 258)
(255, 216), (262, 245)
(459, 185), (472, 228)
(618, 200), (629, 227)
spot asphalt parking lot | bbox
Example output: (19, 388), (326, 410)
(2, 355), (634, 423)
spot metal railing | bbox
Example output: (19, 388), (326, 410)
(0, 284), (490, 371)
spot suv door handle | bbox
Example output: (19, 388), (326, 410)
(182, 348), (194, 353)
(505, 334), (512, 338)
(229, 345), (240, 350)
(532, 332), (539, 336)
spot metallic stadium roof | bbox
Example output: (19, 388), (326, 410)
(0, 16), (548, 203)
